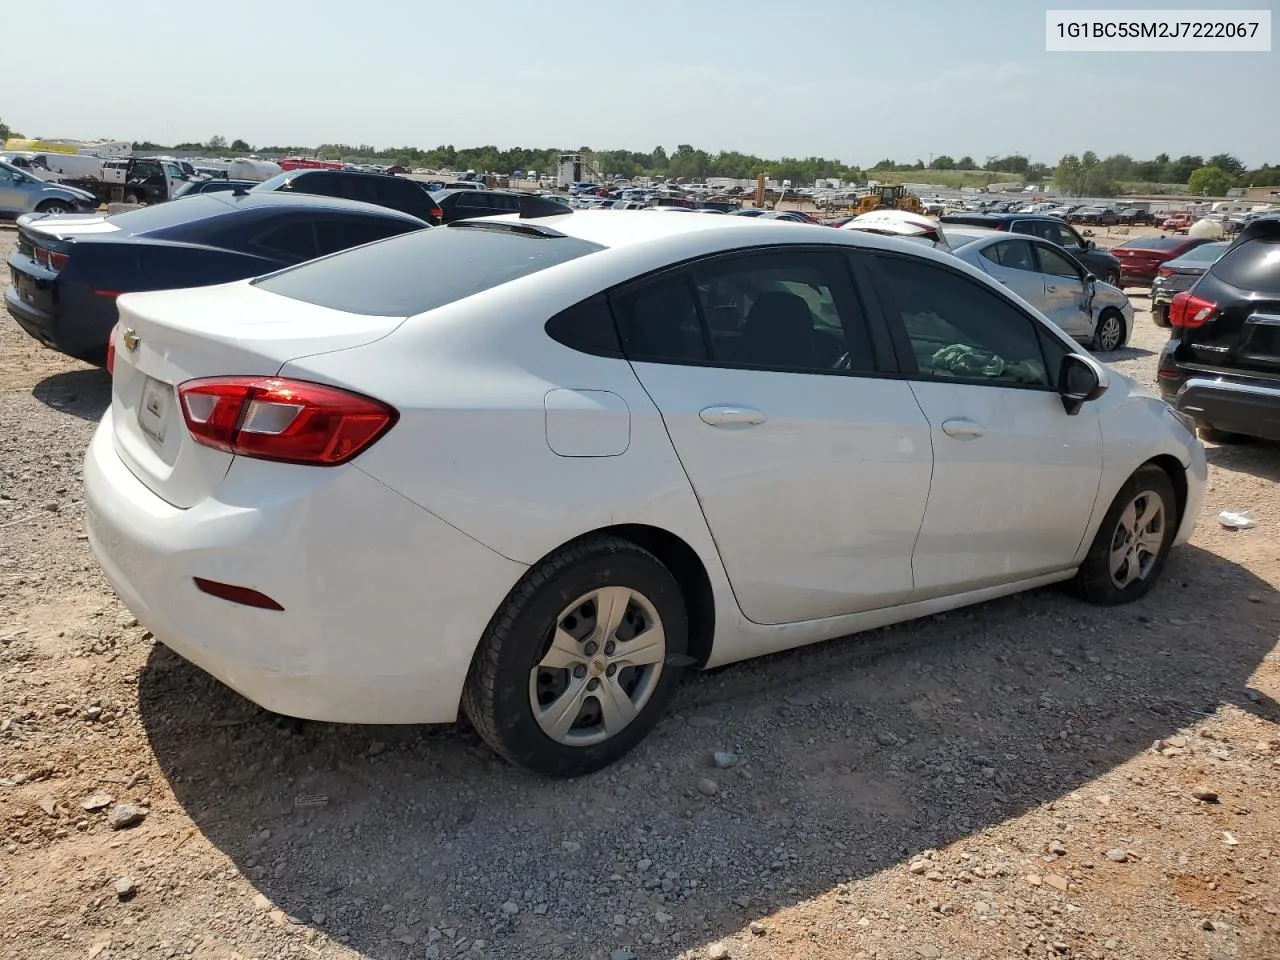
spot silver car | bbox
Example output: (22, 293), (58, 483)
(946, 227), (1133, 352)
(0, 160), (99, 220)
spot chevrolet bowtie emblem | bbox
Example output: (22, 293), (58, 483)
(122, 328), (141, 352)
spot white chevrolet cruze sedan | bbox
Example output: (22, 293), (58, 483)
(85, 204), (1207, 777)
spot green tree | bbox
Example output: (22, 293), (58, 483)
(206, 135), (228, 151)
(957, 155), (975, 169)
(1054, 154), (1083, 196)
(1169, 155), (1204, 183)
(0, 117), (20, 141)
(1208, 153), (1244, 175)
(1187, 166), (1232, 196)
(230, 138), (250, 152)
(930, 155), (956, 170)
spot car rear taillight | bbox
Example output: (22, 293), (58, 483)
(1157, 266), (1174, 277)
(177, 377), (397, 466)
(1169, 291), (1217, 328)
(106, 324), (118, 376)
(48, 251), (68, 270)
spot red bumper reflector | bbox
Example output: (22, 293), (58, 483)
(93, 289), (122, 299)
(193, 577), (284, 611)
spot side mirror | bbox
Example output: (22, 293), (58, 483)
(1085, 239), (1096, 249)
(1058, 353), (1108, 415)
(1084, 272), (1097, 284)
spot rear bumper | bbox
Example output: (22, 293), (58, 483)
(84, 412), (528, 723)
(5, 282), (57, 345)
(5, 273), (113, 363)
(1174, 377), (1280, 442)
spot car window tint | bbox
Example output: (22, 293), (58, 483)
(691, 249), (873, 373)
(984, 239), (1036, 272)
(253, 221), (319, 261)
(254, 224), (603, 316)
(878, 256), (1053, 388)
(313, 217), (417, 256)
(1210, 236), (1280, 295)
(1035, 244), (1081, 279)
(374, 179), (430, 219)
(611, 273), (708, 363)
(545, 295), (623, 357)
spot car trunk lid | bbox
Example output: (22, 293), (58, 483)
(109, 281), (404, 508)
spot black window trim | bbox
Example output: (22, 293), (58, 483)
(603, 243), (889, 378)
(864, 250), (1067, 394)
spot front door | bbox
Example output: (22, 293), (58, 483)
(612, 248), (933, 625)
(871, 253), (1104, 599)
(0, 165), (27, 216)
(1032, 241), (1095, 341)
(972, 237), (1046, 305)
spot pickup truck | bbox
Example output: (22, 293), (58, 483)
(60, 157), (191, 205)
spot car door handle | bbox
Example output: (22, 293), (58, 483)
(941, 417), (986, 439)
(699, 405), (767, 427)
(1046, 284), (1061, 293)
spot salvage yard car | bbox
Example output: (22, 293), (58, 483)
(1159, 215), (1280, 442)
(83, 206), (1206, 777)
(1111, 235), (1214, 288)
(5, 193), (427, 363)
(0, 159), (99, 219)
(1150, 240), (1229, 327)
(940, 213), (1122, 286)
(945, 227), (1133, 351)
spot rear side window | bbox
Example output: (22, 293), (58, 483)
(545, 295), (623, 357)
(375, 179), (434, 220)
(314, 216), (419, 256)
(253, 224), (604, 316)
(252, 221), (318, 261)
(1210, 237), (1280, 295)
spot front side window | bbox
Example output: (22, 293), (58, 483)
(1035, 244), (1082, 280)
(877, 256), (1053, 388)
(982, 239), (1036, 272)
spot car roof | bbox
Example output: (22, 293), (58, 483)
(189, 190), (427, 223)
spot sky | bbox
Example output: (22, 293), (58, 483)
(5, 0), (1277, 166)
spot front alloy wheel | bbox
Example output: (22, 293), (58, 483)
(1074, 464), (1176, 604)
(1094, 311), (1124, 352)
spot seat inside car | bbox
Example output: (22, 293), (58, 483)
(738, 291), (815, 368)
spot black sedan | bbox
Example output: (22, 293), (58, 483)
(5, 192), (427, 364)
(429, 188), (524, 223)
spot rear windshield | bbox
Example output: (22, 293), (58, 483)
(1175, 241), (1229, 264)
(1115, 236), (1184, 250)
(105, 195), (232, 233)
(1210, 237), (1280, 295)
(253, 223), (605, 316)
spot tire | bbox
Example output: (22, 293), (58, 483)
(123, 192), (140, 205)
(1073, 465), (1177, 605)
(1152, 304), (1170, 328)
(1105, 271), (1121, 288)
(35, 201), (69, 215)
(1092, 309), (1125, 352)
(1198, 426), (1256, 444)
(462, 535), (689, 777)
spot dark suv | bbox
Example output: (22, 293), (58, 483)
(1158, 216), (1280, 442)
(252, 169), (442, 224)
(940, 213), (1121, 286)
(430, 188), (525, 224)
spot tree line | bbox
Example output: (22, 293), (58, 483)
(5, 119), (1275, 194)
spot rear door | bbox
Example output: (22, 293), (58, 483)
(614, 247), (933, 625)
(1031, 241), (1095, 341)
(869, 253), (1103, 600)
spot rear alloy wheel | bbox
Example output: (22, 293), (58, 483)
(463, 536), (688, 777)
(36, 201), (69, 215)
(1074, 465), (1177, 604)
(1093, 310), (1125, 352)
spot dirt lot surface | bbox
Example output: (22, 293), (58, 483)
(1, 223), (1277, 960)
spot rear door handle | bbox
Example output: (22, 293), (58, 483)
(699, 405), (767, 427)
(941, 417), (986, 439)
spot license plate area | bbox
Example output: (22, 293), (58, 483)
(137, 376), (172, 444)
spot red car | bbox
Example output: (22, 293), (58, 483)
(1110, 235), (1214, 286)
(1161, 214), (1193, 233)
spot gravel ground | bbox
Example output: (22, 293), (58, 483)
(1, 224), (1277, 960)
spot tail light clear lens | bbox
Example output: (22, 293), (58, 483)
(177, 377), (397, 465)
(1169, 291), (1217, 328)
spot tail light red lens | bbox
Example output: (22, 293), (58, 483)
(106, 324), (118, 376)
(48, 251), (69, 270)
(177, 377), (397, 466)
(1169, 291), (1217, 328)
(1157, 266), (1174, 277)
